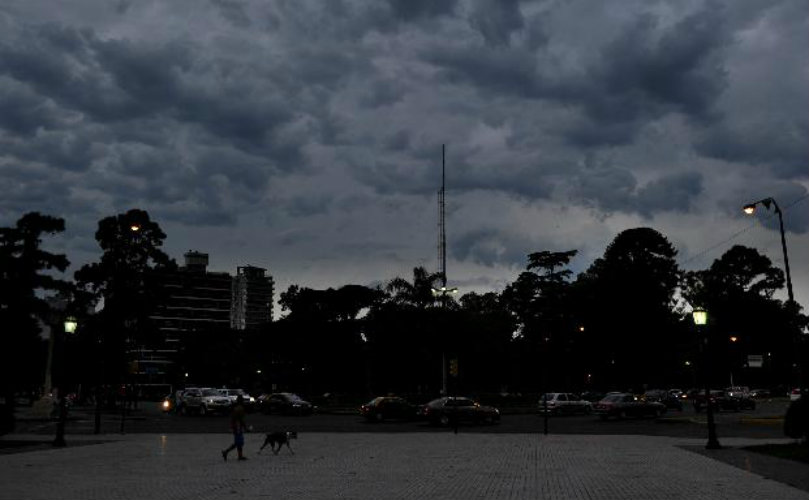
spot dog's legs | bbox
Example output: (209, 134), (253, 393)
(273, 443), (280, 455)
(286, 442), (295, 455)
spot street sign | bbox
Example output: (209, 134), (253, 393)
(747, 354), (764, 368)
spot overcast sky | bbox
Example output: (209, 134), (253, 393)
(1, 0), (807, 314)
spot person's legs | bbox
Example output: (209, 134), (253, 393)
(222, 435), (238, 461)
(235, 432), (246, 460)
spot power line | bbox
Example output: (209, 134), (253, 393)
(680, 192), (809, 267)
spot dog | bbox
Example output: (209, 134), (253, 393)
(259, 431), (297, 455)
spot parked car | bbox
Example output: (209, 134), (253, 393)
(580, 391), (605, 403)
(789, 388), (802, 401)
(161, 394), (174, 413)
(668, 389), (685, 400)
(643, 389), (683, 411)
(217, 388), (256, 411)
(257, 392), (315, 415)
(693, 390), (755, 412)
(180, 388), (231, 416)
(725, 386), (750, 399)
(360, 396), (417, 422)
(593, 393), (666, 420)
(538, 393), (592, 415)
(418, 397), (500, 426)
(749, 388), (770, 399)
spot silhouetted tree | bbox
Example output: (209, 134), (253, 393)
(682, 245), (807, 389)
(276, 284), (385, 394)
(74, 209), (175, 384)
(502, 250), (579, 392)
(576, 228), (680, 390)
(455, 292), (515, 393)
(0, 213), (70, 411)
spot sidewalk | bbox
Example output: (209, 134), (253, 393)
(1, 432), (807, 500)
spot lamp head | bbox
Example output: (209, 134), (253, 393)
(742, 204), (756, 215)
(63, 316), (78, 334)
(692, 308), (708, 326)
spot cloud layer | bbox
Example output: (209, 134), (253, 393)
(1, 0), (807, 308)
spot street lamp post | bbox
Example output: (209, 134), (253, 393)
(742, 197), (793, 303)
(743, 197), (805, 405)
(432, 286), (458, 396)
(53, 316), (77, 447)
(693, 308), (721, 450)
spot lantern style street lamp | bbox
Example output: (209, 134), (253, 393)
(54, 316), (78, 447)
(693, 308), (721, 449)
(432, 285), (458, 396)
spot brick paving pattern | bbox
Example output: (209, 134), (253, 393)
(1, 433), (807, 499)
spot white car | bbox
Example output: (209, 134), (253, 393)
(538, 393), (592, 415)
(218, 388), (256, 407)
(181, 388), (231, 415)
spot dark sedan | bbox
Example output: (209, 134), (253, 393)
(360, 396), (417, 422)
(593, 393), (666, 420)
(418, 397), (500, 426)
(693, 390), (755, 413)
(257, 392), (315, 415)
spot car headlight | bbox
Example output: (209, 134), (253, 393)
(292, 403), (301, 407)
(249, 397), (255, 403)
(162, 400), (170, 409)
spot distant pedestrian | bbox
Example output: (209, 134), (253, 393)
(221, 395), (248, 461)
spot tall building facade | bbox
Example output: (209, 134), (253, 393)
(231, 265), (274, 330)
(137, 252), (232, 385)
(132, 254), (274, 388)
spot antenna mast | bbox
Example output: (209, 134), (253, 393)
(438, 144), (447, 287)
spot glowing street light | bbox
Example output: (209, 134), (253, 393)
(742, 197), (793, 304)
(693, 308), (721, 449)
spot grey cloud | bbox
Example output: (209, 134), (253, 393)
(360, 78), (407, 108)
(572, 168), (704, 218)
(452, 227), (554, 269)
(635, 171), (704, 217)
(384, 130), (411, 151)
(695, 120), (809, 179)
(210, 0), (251, 28)
(425, 3), (730, 148)
(283, 194), (334, 217)
(0, 77), (63, 136)
(468, 0), (524, 47)
(572, 167), (637, 213)
(388, 0), (457, 21)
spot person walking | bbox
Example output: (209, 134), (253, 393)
(221, 395), (248, 461)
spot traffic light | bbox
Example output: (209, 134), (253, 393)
(449, 358), (458, 377)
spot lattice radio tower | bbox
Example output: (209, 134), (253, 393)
(437, 144), (447, 287)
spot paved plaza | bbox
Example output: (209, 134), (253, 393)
(1, 433), (807, 500)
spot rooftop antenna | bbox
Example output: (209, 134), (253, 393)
(438, 144), (447, 287)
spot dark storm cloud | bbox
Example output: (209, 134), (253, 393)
(388, 0), (457, 21)
(0, 77), (63, 136)
(635, 171), (704, 216)
(360, 78), (407, 108)
(210, 0), (251, 28)
(1, 0), (807, 306)
(283, 194), (334, 217)
(468, 0), (524, 48)
(452, 227), (551, 268)
(589, 6), (728, 121)
(695, 120), (809, 179)
(425, 2), (730, 148)
(572, 168), (703, 217)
